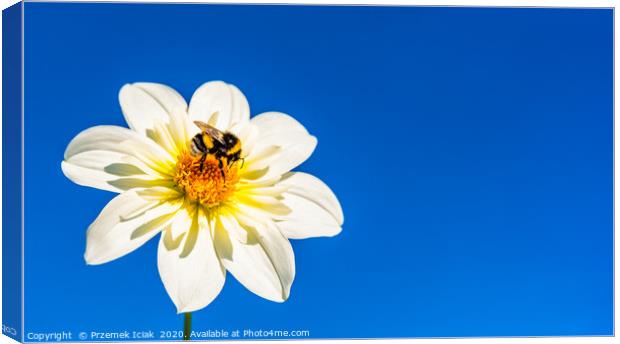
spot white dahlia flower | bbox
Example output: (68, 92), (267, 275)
(62, 81), (343, 313)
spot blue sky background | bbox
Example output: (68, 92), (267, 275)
(23, 3), (612, 339)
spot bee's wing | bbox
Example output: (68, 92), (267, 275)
(194, 121), (225, 144)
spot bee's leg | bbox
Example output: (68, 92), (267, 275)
(218, 159), (226, 180)
(199, 154), (206, 171)
(239, 158), (245, 169)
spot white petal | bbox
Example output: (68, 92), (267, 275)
(136, 186), (183, 202)
(248, 112), (311, 153)
(244, 133), (317, 180)
(163, 206), (193, 245)
(251, 220), (295, 300)
(250, 111), (309, 136)
(188, 81), (250, 131)
(63, 125), (176, 192)
(168, 107), (193, 153)
(145, 107), (193, 157)
(275, 193), (342, 239)
(158, 207), (225, 313)
(133, 83), (187, 114)
(62, 152), (162, 193)
(243, 145), (282, 168)
(277, 172), (344, 224)
(245, 112), (317, 179)
(229, 121), (259, 158)
(272, 172), (345, 239)
(119, 83), (172, 136)
(227, 84), (251, 128)
(64, 125), (174, 167)
(235, 194), (292, 216)
(84, 192), (182, 265)
(148, 121), (179, 157)
(65, 125), (140, 159)
(213, 214), (295, 302)
(65, 126), (173, 162)
(219, 210), (249, 244)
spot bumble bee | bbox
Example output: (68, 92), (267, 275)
(191, 121), (243, 174)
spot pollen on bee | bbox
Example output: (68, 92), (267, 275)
(174, 151), (240, 208)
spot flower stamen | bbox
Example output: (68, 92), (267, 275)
(174, 152), (240, 208)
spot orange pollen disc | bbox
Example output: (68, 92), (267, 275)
(174, 151), (240, 208)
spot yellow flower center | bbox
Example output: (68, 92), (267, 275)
(174, 151), (240, 208)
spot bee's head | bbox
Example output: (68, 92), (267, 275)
(223, 133), (241, 151)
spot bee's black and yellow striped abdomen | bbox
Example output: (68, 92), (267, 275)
(201, 134), (215, 150)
